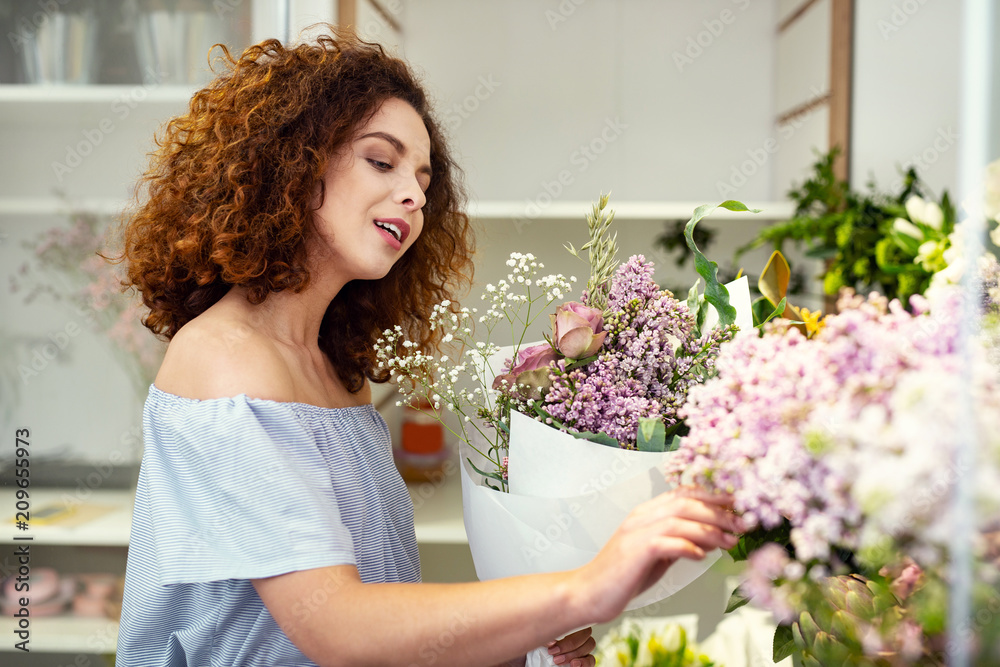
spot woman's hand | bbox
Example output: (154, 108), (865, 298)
(547, 626), (596, 666)
(570, 487), (742, 625)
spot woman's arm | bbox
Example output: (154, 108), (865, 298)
(253, 489), (739, 667)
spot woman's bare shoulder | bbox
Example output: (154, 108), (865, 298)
(154, 308), (296, 403)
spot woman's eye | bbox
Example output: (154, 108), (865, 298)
(367, 158), (392, 170)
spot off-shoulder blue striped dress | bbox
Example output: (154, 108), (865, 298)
(116, 384), (420, 666)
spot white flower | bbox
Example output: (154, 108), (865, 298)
(904, 195), (944, 230)
(893, 217), (924, 240)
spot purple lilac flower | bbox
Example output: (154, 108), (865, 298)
(542, 255), (735, 448)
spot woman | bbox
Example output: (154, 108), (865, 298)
(109, 28), (741, 667)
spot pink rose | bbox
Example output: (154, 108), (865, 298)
(550, 301), (607, 359)
(491, 343), (558, 400)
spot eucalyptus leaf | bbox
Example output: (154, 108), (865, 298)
(636, 417), (666, 452)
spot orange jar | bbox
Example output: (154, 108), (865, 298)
(395, 398), (448, 483)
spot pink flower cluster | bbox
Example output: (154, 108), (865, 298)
(541, 255), (735, 448)
(666, 284), (1000, 569)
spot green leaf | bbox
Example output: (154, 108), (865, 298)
(725, 585), (752, 613)
(636, 417), (666, 452)
(573, 431), (620, 448)
(757, 297), (787, 328)
(773, 625), (797, 662)
(804, 244), (839, 259)
(685, 202), (758, 327)
(466, 457), (505, 482)
(686, 278), (701, 315)
(564, 353), (599, 371)
(750, 297), (773, 328)
(666, 434), (683, 452)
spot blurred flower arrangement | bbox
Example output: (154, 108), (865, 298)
(595, 620), (719, 667)
(376, 196), (749, 489)
(8, 210), (165, 401)
(736, 149), (976, 305)
(664, 159), (1000, 664)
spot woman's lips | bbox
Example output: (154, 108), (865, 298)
(374, 218), (410, 245)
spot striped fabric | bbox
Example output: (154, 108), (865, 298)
(116, 384), (420, 666)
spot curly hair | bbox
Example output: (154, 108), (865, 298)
(106, 27), (474, 393)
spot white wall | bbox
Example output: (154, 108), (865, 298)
(851, 1), (962, 194)
(401, 0), (777, 206)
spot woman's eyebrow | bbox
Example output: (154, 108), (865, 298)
(357, 131), (433, 180)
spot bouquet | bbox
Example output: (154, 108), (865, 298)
(665, 265), (1000, 665)
(377, 196), (757, 615)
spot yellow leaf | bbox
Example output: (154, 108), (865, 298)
(758, 250), (791, 312)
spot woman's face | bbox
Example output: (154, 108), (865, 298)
(308, 97), (432, 283)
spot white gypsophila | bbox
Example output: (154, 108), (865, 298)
(373, 251), (575, 478)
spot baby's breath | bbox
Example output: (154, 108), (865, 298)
(374, 252), (575, 488)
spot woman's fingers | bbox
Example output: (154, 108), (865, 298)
(635, 491), (744, 535)
(549, 636), (596, 665)
(548, 627), (596, 667)
(547, 627), (592, 653)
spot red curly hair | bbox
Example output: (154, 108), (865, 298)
(106, 27), (474, 393)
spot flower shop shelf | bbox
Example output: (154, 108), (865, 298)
(468, 200), (796, 222)
(0, 488), (133, 547)
(0, 613), (119, 653)
(0, 84), (198, 125)
(0, 477), (465, 548)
